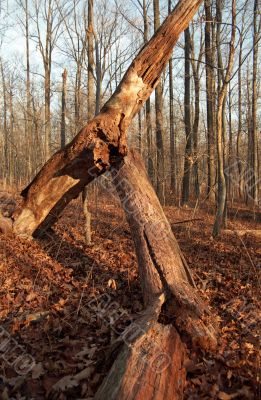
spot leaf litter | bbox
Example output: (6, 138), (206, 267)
(0, 193), (260, 399)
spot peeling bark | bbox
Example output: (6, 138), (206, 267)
(95, 319), (185, 400)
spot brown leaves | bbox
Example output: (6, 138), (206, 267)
(217, 386), (254, 400)
(0, 198), (259, 399)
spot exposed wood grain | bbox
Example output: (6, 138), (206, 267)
(112, 151), (217, 350)
(95, 322), (185, 400)
(11, 0), (203, 238)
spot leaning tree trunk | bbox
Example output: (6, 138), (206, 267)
(7, 0), (203, 238)
(95, 150), (217, 399)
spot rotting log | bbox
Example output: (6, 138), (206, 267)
(94, 151), (217, 399)
(223, 229), (261, 238)
(7, 0), (203, 238)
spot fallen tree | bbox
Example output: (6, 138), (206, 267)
(4, 0), (203, 238)
(223, 229), (261, 238)
(0, 0), (219, 398)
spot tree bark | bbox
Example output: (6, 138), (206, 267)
(212, 0), (236, 237)
(237, 19), (244, 200)
(95, 150), (217, 399)
(143, 0), (154, 183)
(0, 59), (8, 184)
(87, 0), (95, 120)
(25, 0), (32, 180)
(169, 0), (177, 193)
(153, 0), (165, 205)
(44, 1), (52, 161)
(190, 28), (202, 199)
(181, 27), (192, 205)
(204, 0), (216, 201)
(61, 68), (67, 149)
(95, 316), (185, 400)
(248, 0), (260, 205)
(10, 0), (203, 238)
(169, 55), (177, 193)
(82, 0), (96, 246)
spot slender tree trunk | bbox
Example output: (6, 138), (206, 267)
(248, 0), (260, 205)
(153, 0), (165, 204)
(213, 0), (236, 237)
(143, 0), (154, 183)
(192, 65), (200, 199)
(25, 0), (32, 180)
(0, 59), (8, 183)
(44, 66), (51, 160)
(61, 68), (67, 149)
(8, 83), (14, 185)
(237, 35), (243, 198)
(181, 28), (192, 205)
(75, 66), (82, 134)
(87, 0), (95, 120)
(169, 56), (177, 192)
(204, 0), (216, 201)
(95, 36), (101, 116)
(168, 0), (176, 193)
(227, 82), (233, 200)
(189, 26), (203, 200)
(44, 1), (52, 161)
(138, 111), (142, 153)
(83, 0), (96, 246)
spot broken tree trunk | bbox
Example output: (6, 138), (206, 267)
(8, 0), (203, 238)
(95, 296), (186, 400)
(95, 151), (217, 399)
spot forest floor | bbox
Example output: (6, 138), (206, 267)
(0, 187), (260, 400)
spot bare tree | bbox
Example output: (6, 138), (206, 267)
(169, 0), (177, 193)
(0, 58), (8, 184)
(31, 0), (70, 160)
(143, 0), (154, 183)
(248, 0), (261, 205)
(204, 0), (216, 201)
(153, 0), (165, 204)
(181, 27), (193, 205)
(190, 22), (203, 199)
(25, 0), (33, 180)
(212, 0), (236, 237)
(60, 68), (67, 149)
(82, 0), (95, 246)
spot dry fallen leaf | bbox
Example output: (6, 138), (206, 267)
(26, 292), (37, 302)
(107, 278), (117, 290)
(52, 375), (79, 392)
(74, 366), (94, 381)
(217, 391), (232, 400)
(31, 362), (45, 379)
